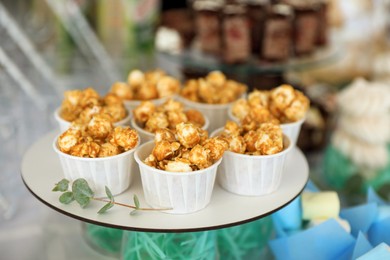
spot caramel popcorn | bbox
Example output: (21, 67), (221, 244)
(145, 123), (226, 172)
(218, 121), (284, 155)
(231, 84), (310, 125)
(180, 71), (247, 104)
(110, 69), (180, 101)
(134, 99), (206, 134)
(57, 115), (139, 158)
(109, 126), (139, 151)
(59, 88), (128, 124)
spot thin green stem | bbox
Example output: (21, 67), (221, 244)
(92, 197), (172, 211)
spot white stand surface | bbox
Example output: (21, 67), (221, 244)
(21, 131), (309, 232)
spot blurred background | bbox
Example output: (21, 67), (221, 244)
(1, 0), (390, 259)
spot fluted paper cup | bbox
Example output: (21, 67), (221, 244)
(176, 95), (238, 133)
(130, 115), (210, 144)
(53, 136), (140, 198)
(54, 107), (132, 132)
(211, 128), (293, 196)
(228, 107), (305, 146)
(134, 141), (222, 214)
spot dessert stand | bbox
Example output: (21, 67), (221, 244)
(21, 131), (309, 232)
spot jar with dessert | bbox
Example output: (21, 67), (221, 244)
(222, 4), (251, 64)
(193, 0), (223, 56)
(260, 4), (294, 62)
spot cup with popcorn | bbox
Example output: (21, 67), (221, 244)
(211, 121), (292, 196)
(109, 69), (181, 112)
(130, 99), (210, 144)
(134, 124), (227, 214)
(176, 71), (247, 133)
(54, 88), (131, 132)
(53, 115), (140, 197)
(228, 85), (309, 146)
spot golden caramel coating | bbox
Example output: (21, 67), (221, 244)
(176, 123), (201, 148)
(88, 114), (114, 139)
(165, 158), (193, 172)
(70, 141), (100, 158)
(154, 128), (176, 143)
(133, 101), (156, 124)
(109, 126), (139, 151)
(145, 69), (165, 85)
(241, 119), (258, 133)
(156, 76), (180, 97)
(136, 82), (159, 100)
(180, 72), (247, 104)
(188, 144), (212, 169)
(58, 127), (82, 152)
(227, 135), (247, 154)
(104, 93), (124, 106)
(144, 154), (157, 168)
(254, 123), (283, 155)
(270, 84), (296, 110)
(145, 112), (169, 133)
(232, 98), (250, 120)
(206, 70), (226, 87)
(74, 105), (101, 124)
(247, 90), (270, 108)
(110, 82), (133, 100)
(185, 109), (205, 127)
(243, 130), (260, 153)
(198, 128), (209, 145)
(79, 87), (100, 108)
(223, 121), (242, 136)
(161, 99), (183, 112)
(101, 104), (127, 122)
(248, 107), (279, 125)
(127, 70), (145, 88)
(63, 90), (83, 106)
(167, 111), (188, 129)
(152, 140), (181, 161)
(98, 142), (121, 157)
(283, 90), (310, 122)
(203, 137), (228, 161)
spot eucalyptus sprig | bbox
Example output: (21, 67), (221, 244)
(52, 178), (171, 214)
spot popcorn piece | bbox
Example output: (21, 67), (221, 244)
(185, 109), (205, 127)
(144, 154), (157, 168)
(227, 135), (247, 154)
(145, 69), (165, 85)
(232, 98), (250, 120)
(154, 128), (176, 143)
(165, 158), (193, 172)
(247, 90), (270, 108)
(70, 141), (100, 158)
(180, 79), (199, 102)
(206, 70), (226, 87)
(136, 82), (159, 100)
(58, 127), (82, 152)
(101, 104), (127, 122)
(270, 84), (296, 110)
(167, 111), (188, 129)
(104, 93), (125, 106)
(109, 126), (139, 151)
(110, 82), (133, 100)
(161, 99), (183, 112)
(127, 70), (145, 87)
(133, 101), (156, 124)
(284, 90), (309, 122)
(188, 144), (211, 169)
(63, 89), (82, 106)
(203, 137), (228, 161)
(98, 142), (121, 157)
(254, 123), (283, 155)
(243, 130), (260, 153)
(79, 87), (100, 108)
(152, 140), (181, 161)
(223, 121), (242, 137)
(145, 112), (169, 133)
(156, 75), (180, 97)
(88, 114), (114, 139)
(76, 105), (101, 124)
(176, 123), (201, 148)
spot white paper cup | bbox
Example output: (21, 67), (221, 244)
(211, 128), (293, 196)
(53, 136), (140, 198)
(123, 96), (172, 113)
(130, 115), (210, 144)
(228, 107), (305, 146)
(176, 95), (238, 133)
(54, 107), (132, 133)
(134, 141), (222, 214)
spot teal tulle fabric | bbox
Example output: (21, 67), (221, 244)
(324, 144), (390, 197)
(83, 216), (273, 259)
